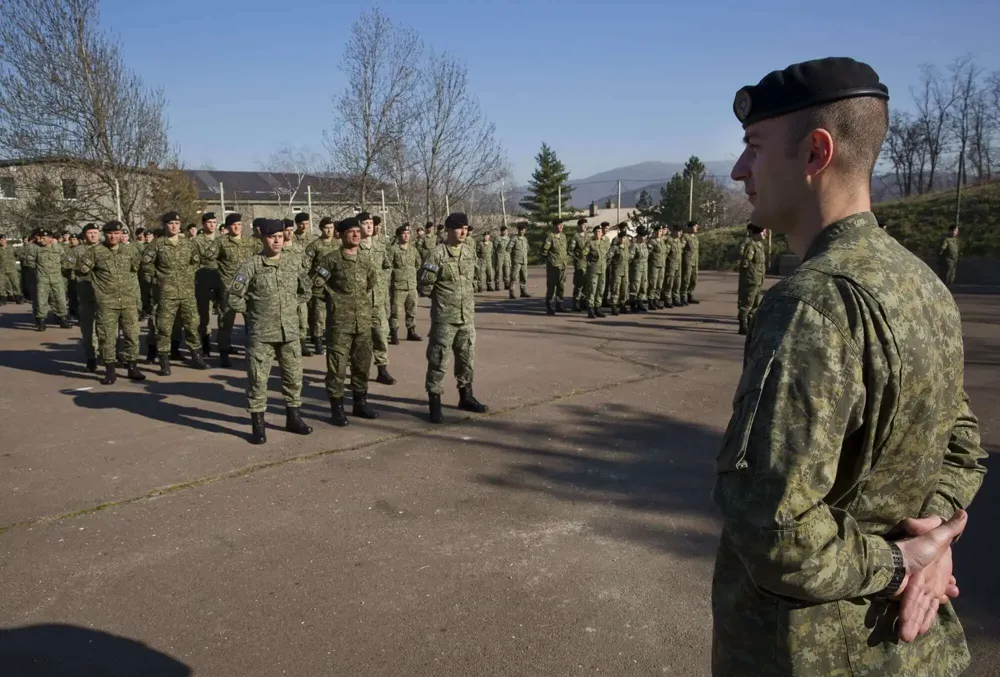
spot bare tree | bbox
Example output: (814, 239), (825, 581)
(948, 57), (980, 190)
(325, 7), (421, 209)
(912, 64), (958, 193)
(260, 145), (324, 216)
(0, 0), (172, 227)
(883, 110), (925, 197)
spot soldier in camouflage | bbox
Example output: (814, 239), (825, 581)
(216, 213), (260, 367)
(24, 228), (71, 330)
(493, 225), (511, 291)
(477, 231), (494, 292)
(736, 223), (767, 335)
(0, 234), (22, 304)
(937, 225), (959, 288)
(304, 217), (340, 355)
(663, 224), (684, 307)
(66, 224), (102, 371)
(579, 223), (607, 319)
(646, 225), (667, 309)
(628, 225), (650, 312)
(280, 219), (311, 356)
(680, 220), (700, 304)
(314, 217), (380, 426)
(541, 218), (567, 314)
(193, 212), (223, 356)
(715, 56), (986, 677)
(75, 221), (145, 385)
(567, 218), (588, 311)
(227, 218), (313, 445)
(388, 223), (422, 344)
(359, 212), (395, 385)
(419, 212), (488, 424)
(507, 224), (530, 298)
(606, 223), (631, 315)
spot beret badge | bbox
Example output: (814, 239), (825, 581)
(733, 88), (752, 122)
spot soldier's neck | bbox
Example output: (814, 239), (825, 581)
(167, 234), (180, 242)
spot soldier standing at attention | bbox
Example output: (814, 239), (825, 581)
(66, 224), (101, 371)
(141, 228), (161, 362)
(507, 223), (530, 299)
(419, 212), (488, 423)
(541, 218), (567, 314)
(937, 225), (959, 288)
(580, 223), (607, 319)
(315, 217), (380, 426)
(493, 225), (511, 291)
(304, 217), (339, 355)
(388, 223), (422, 344)
(663, 224), (684, 307)
(714, 57), (986, 676)
(607, 223), (631, 315)
(281, 219), (311, 356)
(476, 230), (494, 292)
(359, 211), (395, 385)
(647, 225), (667, 309)
(142, 211), (207, 375)
(294, 212), (314, 248)
(216, 213), (259, 367)
(736, 223), (767, 335)
(628, 225), (650, 312)
(193, 212), (222, 356)
(0, 234), (22, 304)
(566, 218), (587, 311)
(75, 221), (145, 385)
(227, 219), (313, 445)
(680, 220), (700, 304)
(25, 229), (71, 330)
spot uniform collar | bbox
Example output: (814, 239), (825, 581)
(802, 211), (878, 263)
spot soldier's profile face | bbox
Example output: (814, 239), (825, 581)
(262, 232), (283, 255)
(732, 116), (808, 234)
(166, 220), (181, 236)
(361, 220), (374, 237)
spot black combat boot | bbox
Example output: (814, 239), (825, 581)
(126, 362), (145, 381)
(458, 386), (488, 413)
(520, 291), (530, 298)
(201, 334), (212, 356)
(146, 343), (158, 363)
(300, 339), (312, 357)
(375, 365), (396, 385)
(594, 306), (605, 318)
(620, 303), (630, 314)
(285, 407), (312, 435)
(59, 317), (72, 329)
(313, 337), (323, 356)
(86, 358), (98, 373)
(738, 323), (748, 336)
(100, 363), (117, 385)
(587, 307), (596, 318)
(389, 328), (399, 345)
(158, 353), (172, 376)
(546, 304), (555, 315)
(571, 298), (578, 312)
(664, 299), (673, 309)
(36, 318), (46, 331)
(329, 397), (349, 427)
(190, 348), (208, 370)
(406, 328), (422, 341)
(250, 412), (266, 444)
(555, 302), (564, 313)
(611, 306), (619, 316)
(429, 393), (443, 424)
(219, 349), (232, 368)
(170, 340), (182, 360)
(677, 297), (687, 307)
(687, 294), (699, 304)
(352, 391), (378, 419)
(639, 301), (649, 312)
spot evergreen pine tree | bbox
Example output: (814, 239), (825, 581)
(519, 142), (575, 223)
(15, 176), (79, 236)
(635, 189), (653, 213)
(657, 156), (725, 227)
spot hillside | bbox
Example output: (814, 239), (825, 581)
(564, 160), (736, 209)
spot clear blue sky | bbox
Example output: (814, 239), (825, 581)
(100, 0), (1000, 183)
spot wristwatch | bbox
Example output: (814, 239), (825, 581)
(879, 542), (907, 597)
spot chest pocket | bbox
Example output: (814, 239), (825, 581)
(716, 351), (775, 474)
(458, 256), (474, 279)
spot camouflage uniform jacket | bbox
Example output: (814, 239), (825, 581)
(494, 235), (511, 263)
(0, 246), (17, 275)
(541, 232), (567, 268)
(568, 232), (587, 271)
(75, 243), (141, 308)
(477, 240), (493, 268)
(142, 236), (200, 299)
(419, 243), (475, 325)
(314, 248), (378, 334)
(938, 236), (959, 264)
(738, 237), (766, 287)
(389, 243), (419, 292)
(665, 235), (683, 272)
(303, 237), (340, 275)
(217, 235), (260, 287)
(648, 237), (667, 268)
(681, 232), (699, 266)
(712, 211), (987, 677)
(193, 233), (221, 271)
(579, 236), (606, 271)
(359, 238), (391, 304)
(509, 234), (529, 265)
(66, 243), (100, 305)
(227, 254), (312, 344)
(629, 240), (649, 273)
(608, 235), (630, 271)
(25, 242), (66, 281)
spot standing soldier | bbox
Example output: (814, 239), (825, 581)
(680, 220), (700, 304)
(24, 229), (71, 330)
(304, 217), (339, 355)
(314, 217), (380, 426)
(132, 228), (151, 320)
(493, 224), (512, 291)
(647, 225), (667, 309)
(75, 221), (145, 385)
(19, 230), (38, 306)
(66, 224), (102, 371)
(663, 224), (684, 307)
(477, 231), (495, 292)
(736, 223), (767, 335)
(388, 223), (422, 344)
(580, 223), (607, 319)
(541, 218), (567, 314)
(142, 211), (207, 375)
(359, 212), (395, 385)
(193, 212), (222, 356)
(607, 223), (631, 315)
(937, 225), (959, 287)
(508, 223), (530, 298)
(216, 213), (259, 367)
(629, 225), (650, 312)
(294, 212), (314, 248)
(0, 234), (22, 304)
(281, 219), (311, 356)
(227, 218), (313, 445)
(568, 218), (588, 311)
(63, 229), (79, 320)
(419, 212), (488, 423)
(141, 228), (161, 362)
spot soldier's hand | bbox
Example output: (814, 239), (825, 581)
(893, 510), (967, 643)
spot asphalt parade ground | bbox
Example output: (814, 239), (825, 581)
(1, 267), (998, 676)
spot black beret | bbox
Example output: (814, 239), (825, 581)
(577, 218), (587, 225)
(337, 217), (361, 234)
(373, 215), (382, 225)
(686, 221), (698, 228)
(424, 221), (434, 229)
(201, 212), (216, 222)
(186, 223), (197, 230)
(357, 212), (372, 222)
(636, 225), (648, 237)
(81, 223), (99, 233)
(0, 233), (5, 238)
(258, 219), (284, 237)
(37, 228), (53, 237)
(551, 218), (564, 225)
(282, 218), (294, 229)
(445, 212), (469, 229)
(733, 57), (889, 128)
(748, 223), (764, 234)
(251, 217), (267, 230)
(517, 223), (527, 230)
(294, 212), (309, 224)
(600, 221), (609, 227)
(592, 224), (602, 233)
(161, 211), (180, 223)
(225, 213), (242, 226)
(102, 220), (124, 233)
(396, 223), (410, 236)
(499, 225), (507, 230)
(319, 216), (334, 227)
(135, 228), (146, 235)
(617, 222), (628, 229)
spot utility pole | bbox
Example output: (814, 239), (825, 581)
(557, 185), (562, 218)
(380, 189), (387, 224)
(500, 181), (508, 229)
(445, 195), (450, 215)
(307, 185), (313, 220)
(688, 175), (694, 221)
(220, 182), (225, 216)
(114, 178), (122, 221)
(954, 148), (965, 227)
(617, 180), (621, 224)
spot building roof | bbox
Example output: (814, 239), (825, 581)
(183, 170), (387, 204)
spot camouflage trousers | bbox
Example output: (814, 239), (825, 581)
(629, 264), (648, 302)
(371, 299), (389, 366)
(156, 296), (199, 353)
(97, 304), (140, 363)
(390, 287), (417, 331)
(545, 264), (565, 306)
(509, 262), (528, 297)
(737, 278), (763, 331)
(325, 324), (372, 399)
(494, 256), (511, 289)
(217, 292), (245, 353)
(425, 320), (475, 395)
(681, 263), (698, 297)
(34, 277), (67, 320)
(477, 260), (495, 291)
(0, 268), (20, 296)
(571, 267), (587, 302)
(139, 277), (154, 315)
(195, 269), (223, 337)
(609, 267), (628, 306)
(938, 261), (957, 286)
(298, 301), (308, 339)
(308, 295), (326, 343)
(584, 265), (606, 309)
(648, 265), (665, 301)
(78, 301), (100, 360)
(664, 265), (682, 303)
(246, 337), (303, 413)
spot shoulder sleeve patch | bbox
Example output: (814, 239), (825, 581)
(317, 267), (330, 280)
(421, 262), (438, 272)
